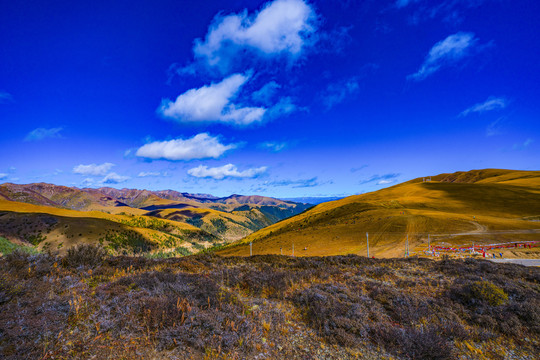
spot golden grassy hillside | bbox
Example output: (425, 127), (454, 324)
(218, 169), (540, 258)
(0, 183), (312, 256)
(0, 200), (218, 255)
(148, 206), (273, 241)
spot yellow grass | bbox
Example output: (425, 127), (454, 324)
(0, 200), (207, 253)
(218, 169), (540, 258)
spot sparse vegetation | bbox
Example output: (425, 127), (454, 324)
(63, 244), (108, 268)
(1, 254), (538, 359)
(100, 230), (152, 253)
(0, 236), (38, 255)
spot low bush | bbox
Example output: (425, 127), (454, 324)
(1, 253), (538, 359)
(62, 244), (107, 268)
(370, 325), (454, 360)
(452, 280), (508, 306)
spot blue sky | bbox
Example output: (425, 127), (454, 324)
(1, 0), (539, 198)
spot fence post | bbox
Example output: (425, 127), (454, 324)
(406, 234), (409, 257)
(366, 232), (369, 258)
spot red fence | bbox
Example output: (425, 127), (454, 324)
(430, 241), (540, 253)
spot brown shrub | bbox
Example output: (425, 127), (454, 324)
(63, 244), (107, 268)
(370, 325), (454, 360)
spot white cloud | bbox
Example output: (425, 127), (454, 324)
(321, 77), (360, 109)
(138, 171), (162, 177)
(259, 141), (287, 152)
(266, 96), (299, 118)
(460, 96), (507, 116)
(81, 178), (95, 187)
(188, 164), (267, 180)
(360, 173), (400, 185)
(265, 177), (322, 188)
(193, 0), (317, 72)
(73, 162), (115, 176)
(24, 127), (63, 141)
(486, 117), (505, 137)
(396, 0), (489, 24)
(513, 138), (534, 151)
(159, 73), (266, 125)
(136, 133), (236, 161)
(252, 81), (281, 104)
(0, 173), (8, 180)
(408, 32), (478, 81)
(101, 172), (130, 184)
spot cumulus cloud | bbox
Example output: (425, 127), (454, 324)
(136, 133), (236, 161)
(408, 32), (479, 81)
(0, 173), (8, 180)
(360, 173), (400, 185)
(159, 73), (266, 125)
(73, 162), (115, 176)
(188, 164), (267, 180)
(460, 96), (507, 116)
(193, 0), (317, 72)
(0, 91), (13, 103)
(24, 127), (63, 141)
(101, 172), (130, 184)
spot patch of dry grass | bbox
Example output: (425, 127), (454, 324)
(1, 249), (538, 359)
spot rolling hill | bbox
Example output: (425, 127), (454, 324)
(217, 169), (540, 258)
(0, 183), (311, 255)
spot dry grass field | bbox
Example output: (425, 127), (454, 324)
(1, 248), (538, 359)
(218, 169), (540, 258)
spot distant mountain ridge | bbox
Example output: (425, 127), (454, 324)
(0, 182), (312, 254)
(0, 183), (304, 210)
(282, 196), (344, 205)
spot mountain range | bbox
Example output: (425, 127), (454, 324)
(0, 183), (311, 255)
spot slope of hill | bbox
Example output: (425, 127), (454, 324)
(218, 169), (540, 258)
(0, 199), (217, 255)
(0, 183), (311, 254)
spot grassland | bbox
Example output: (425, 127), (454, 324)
(218, 169), (540, 258)
(1, 248), (538, 359)
(0, 236), (37, 255)
(0, 183), (310, 255)
(0, 199), (218, 255)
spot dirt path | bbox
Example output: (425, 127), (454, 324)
(469, 221), (488, 233)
